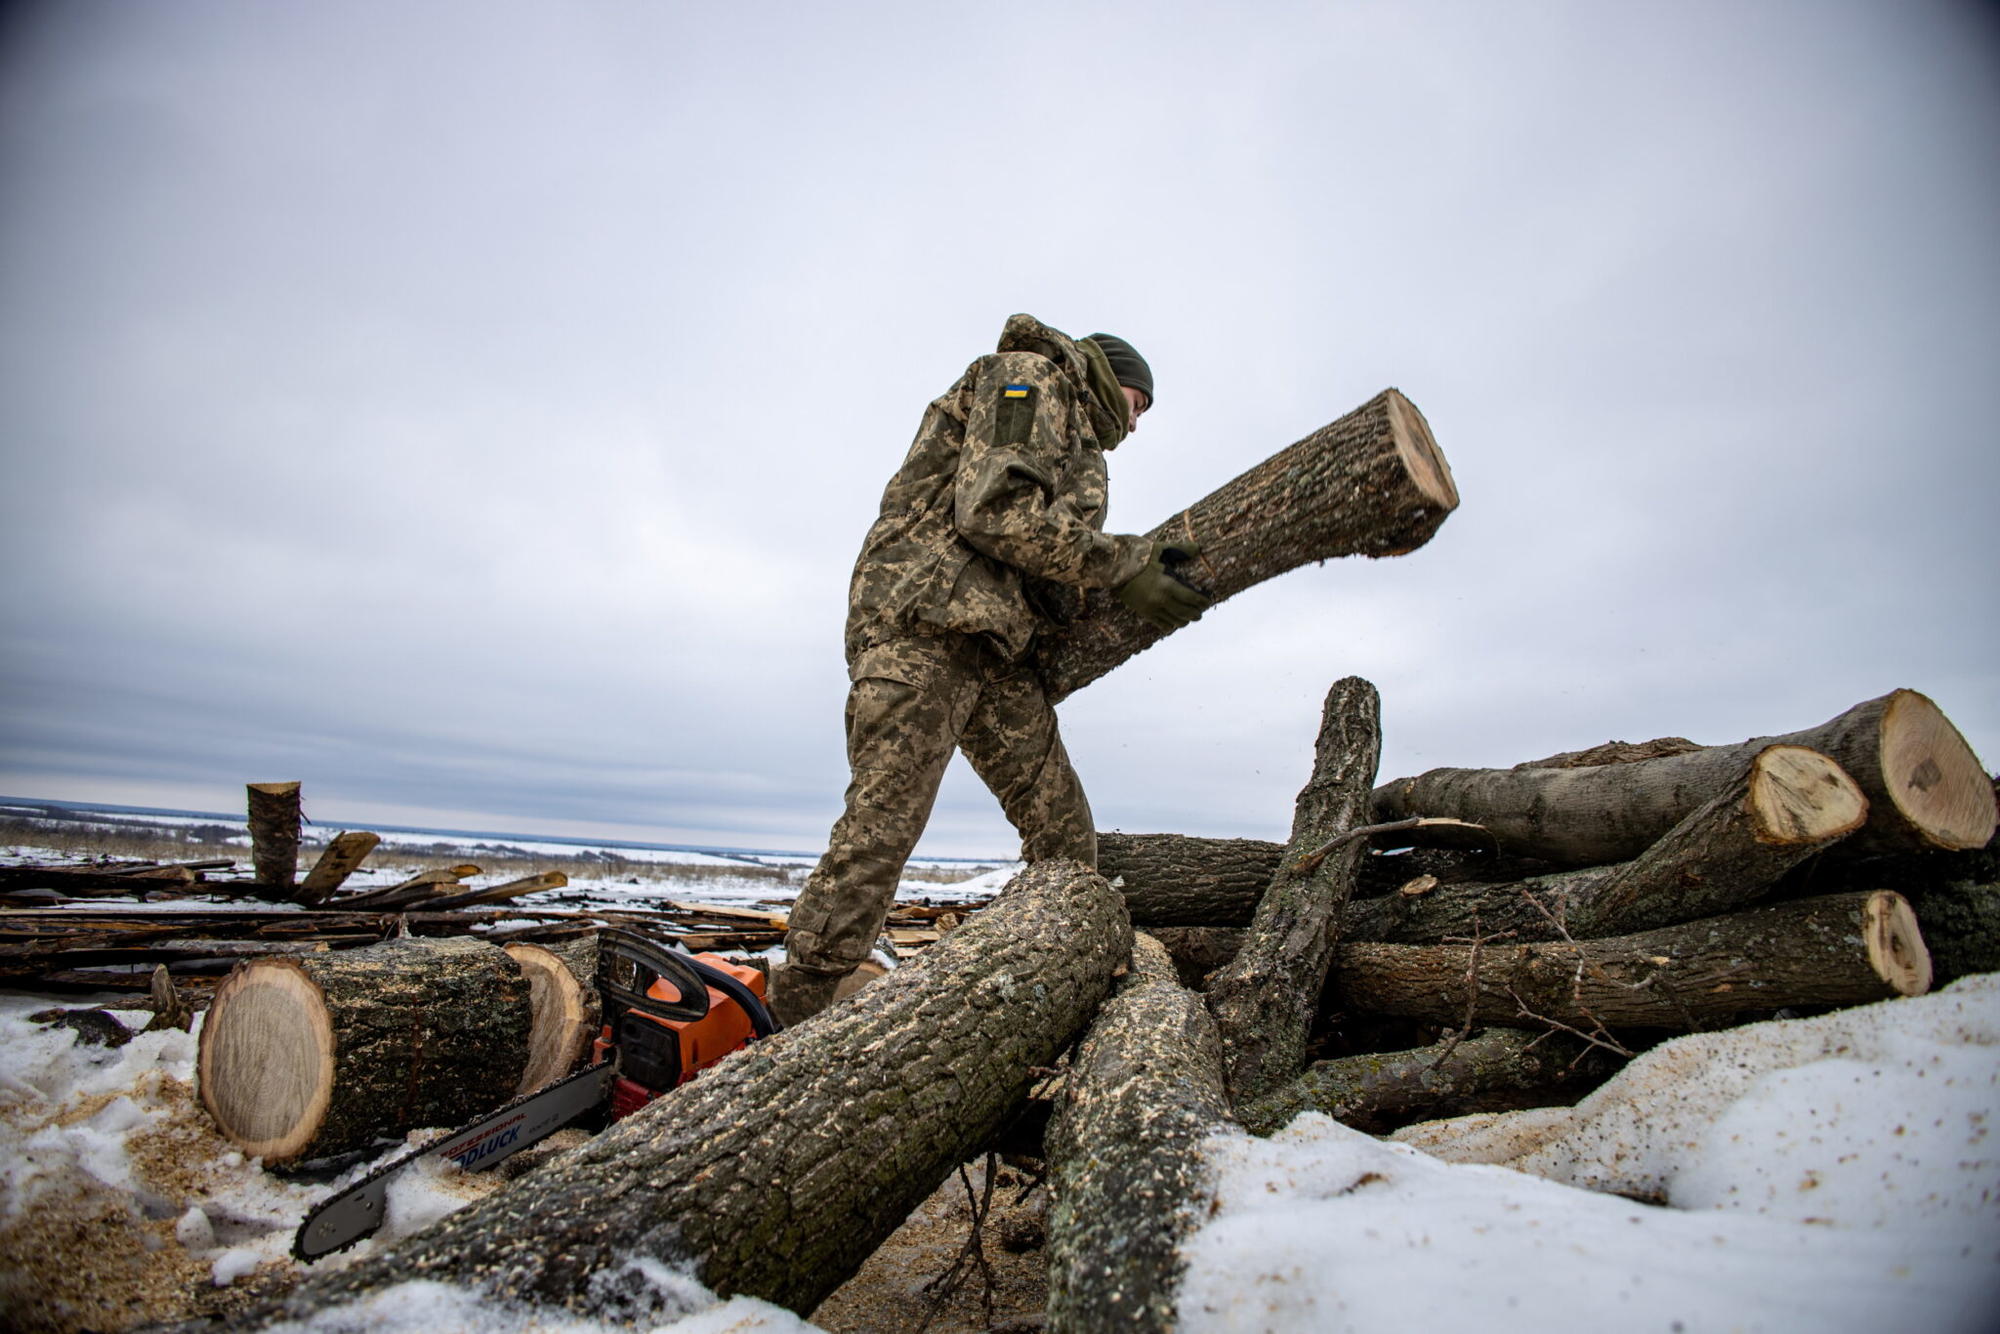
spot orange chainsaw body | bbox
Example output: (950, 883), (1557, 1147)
(593, 952), (768, 1117)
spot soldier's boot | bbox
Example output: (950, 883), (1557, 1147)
(767, 962), (849, 1028)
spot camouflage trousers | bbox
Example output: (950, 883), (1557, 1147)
(784, 632), (1096, 980)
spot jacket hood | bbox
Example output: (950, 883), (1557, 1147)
(996, 313), (1092, 384)
(996, 313), (1129, 447)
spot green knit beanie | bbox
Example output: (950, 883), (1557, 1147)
(1083, 333), (1153, 407)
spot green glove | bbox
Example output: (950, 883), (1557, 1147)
(1116, 540), (1213, 631)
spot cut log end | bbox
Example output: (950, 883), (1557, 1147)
(1748, 745), (1868, 845)
(196, 959), (334, 1161)
(1880, 690), (1996, 851)
(1385, 389), (1458, 516)
(502, 943), (592, 1095)
(1866, 890), (1932, 996)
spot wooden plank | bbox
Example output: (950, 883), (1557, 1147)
(424, 872), (569, 912)
(296, 832), (381, 905)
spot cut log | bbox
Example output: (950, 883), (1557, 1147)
(1047, 933), (1236, 1333)
(1373, 690), (1994, 865)
(235, 859), (1131, 1324)
(1327, 890), (1932, 1029)
(196, 936), (531, 1163)
(1098, 832), (1284, 926)
(1236, 1026), (1623, 1137)
(1346, 745), (1869, 943)
(246, 781), (302, 890)
(295, 832), (380, 906)
(1037, 389), (1456, 702)
(1206, 676), (1381, 1104)
(502, 937), (599, 1094)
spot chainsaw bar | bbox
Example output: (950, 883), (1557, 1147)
(291, 1060), (615, 1262)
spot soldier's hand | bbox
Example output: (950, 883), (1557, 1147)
(1117, 541), (1213, 631)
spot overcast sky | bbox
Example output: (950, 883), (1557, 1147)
(2, 0), (1995, 857)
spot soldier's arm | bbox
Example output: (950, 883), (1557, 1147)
(952, 351), (1150, 589)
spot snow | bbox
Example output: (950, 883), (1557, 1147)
(1179, 975), (2000, 1334)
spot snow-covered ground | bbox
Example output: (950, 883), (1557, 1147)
(5, 969), (1997, 1332)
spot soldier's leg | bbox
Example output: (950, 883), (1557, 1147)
(957, 659), (1097, 869)
(782, 638), (982, 1018)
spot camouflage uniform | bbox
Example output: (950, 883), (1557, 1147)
(784, 314), (1153, 985)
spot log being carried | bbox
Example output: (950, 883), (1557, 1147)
(1037, 389), (1457, 701)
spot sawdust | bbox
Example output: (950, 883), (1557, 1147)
(0, 1066), (305, 1333)
(813, 1157), (1051, 1334)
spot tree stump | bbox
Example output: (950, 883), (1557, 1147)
(1038, 389), (1457, 701)
(1205, 676), (1381, 1105)
(235, 860), (1131, 1324)
(1047, 933), (1236, 1333)
(1327, 891), (1932, 1029)
(1372, 690), (1993, 865)
(197, 936), (531, 1163)
(246, 781), (302, 891)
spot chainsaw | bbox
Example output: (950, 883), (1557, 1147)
(292, 927), (778, 1260)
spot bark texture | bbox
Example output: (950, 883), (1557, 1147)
(197, 935), (531, 1163)
(246, 781), (302, 890)
(1038, 389), (1456, 702)
(1236, 1027), (1622, 1137)
(1327, 891), (1932, 1029)
(1098, 832), (1285, 927)
(241, 860), (1132, 1323)
(1046, 933), (1237, 1334)
(1205, 677), (1381, 1104)
(1373, 690), (1994, 866)
(1345, 745), (1868, 943)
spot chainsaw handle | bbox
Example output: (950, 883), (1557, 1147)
(684, 954), (781, 1038)
(597, 928), (711, 1024)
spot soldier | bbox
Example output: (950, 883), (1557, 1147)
(771, 314), (1210, 1025)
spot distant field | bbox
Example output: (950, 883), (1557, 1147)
(0, 810), (1009, 892)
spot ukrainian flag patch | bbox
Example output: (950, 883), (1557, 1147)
(1002, 384), (1030, 398)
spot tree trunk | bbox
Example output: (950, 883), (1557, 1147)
(295, 831), (379, 906)
(246, 781), (302, 890)
(1372, 690), (1994, 865)
(196, 936), (532, 1163)
(238, 860), (1131, 1324)
(1098, 832), (1284, 926)
(1038, 389), (1457, 702)
(1047, 933), (1237, 1334)
(1206, 677), (1381, 1105)
(1346, 745), (1869, 943)
(1327, 891), (1932, 1029)
(1236, 1026), (1623, 1137)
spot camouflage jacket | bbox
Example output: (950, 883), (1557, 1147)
(844, 313), (1152, 666)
